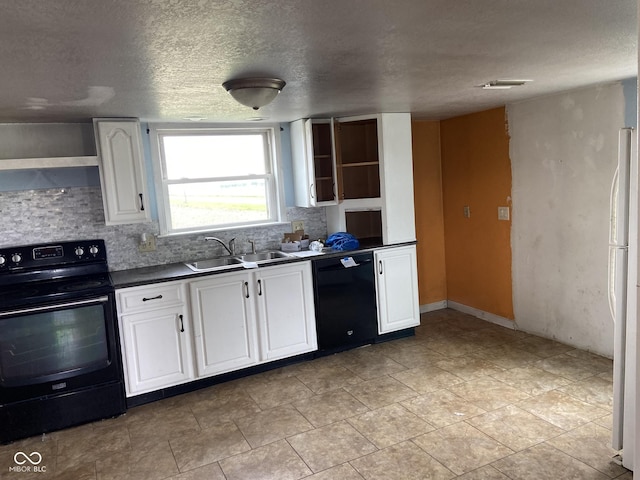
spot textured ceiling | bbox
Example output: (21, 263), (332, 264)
(0, 0), (636, 123)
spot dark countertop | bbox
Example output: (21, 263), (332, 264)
(110, 241), (416, 289)
(110, 262), (197, 288)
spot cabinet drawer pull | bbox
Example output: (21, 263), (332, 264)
(257, 279), (262, 296)
(179, 314), (184, 333)
(139, 193), (145, 211)
(310, 183), (314, 199)
(379, 260), (383, 275)
(244, 281), (250, 298)
(142, 294), (163, 302)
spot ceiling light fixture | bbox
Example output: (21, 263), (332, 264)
(222, 77), (286, 110)
(478, 79), (533, 90)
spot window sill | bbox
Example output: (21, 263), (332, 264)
(158, 221), (291, 239)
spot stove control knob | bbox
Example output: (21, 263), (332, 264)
(11, 253), (22, 264)
(75, 247), (85, 257)
(0, 255), (5, 266)
(89, 245), (99, 256)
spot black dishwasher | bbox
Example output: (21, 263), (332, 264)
(312, 252), (378, 354)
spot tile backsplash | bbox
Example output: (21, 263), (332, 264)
(0, 186), (327, 271)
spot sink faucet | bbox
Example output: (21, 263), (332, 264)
(248, 239), (256, 254)
(205, 236), (236, 255)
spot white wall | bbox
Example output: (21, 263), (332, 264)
(508, 83), (625, 357)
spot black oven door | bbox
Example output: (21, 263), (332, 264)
(0, 293), (123, 405)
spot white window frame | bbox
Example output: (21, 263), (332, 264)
(149, 123), (286, 236)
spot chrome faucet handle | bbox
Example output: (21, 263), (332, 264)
(248, 239), (256, 254)
(205, 236), (232, 256)
(229, 238), (236, 255)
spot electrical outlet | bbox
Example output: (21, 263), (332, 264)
(291, 220), (305, 232)
(498, 206), (510, 221)
(138, 235), (157, 252)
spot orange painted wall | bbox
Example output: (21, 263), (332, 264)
(440, 107), (514, 319)
(411, 120), (447, 305)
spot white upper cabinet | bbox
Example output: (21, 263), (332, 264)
(326, 113), (416, 245)
(291, 118), (338, 207)
(378, 113), (417, 244)
(94, 119), (150, 225)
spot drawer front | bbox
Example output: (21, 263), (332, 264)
(117, 282), (185, 313)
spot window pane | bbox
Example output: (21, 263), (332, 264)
(162, 134), (267, 180)
(168, 180), (269, 230)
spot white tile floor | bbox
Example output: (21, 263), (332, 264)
(0, 309), (632, 479)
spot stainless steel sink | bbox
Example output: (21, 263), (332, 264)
(234, 251), (292, 263)
(185, 251), (293, 272)
(185, 256), (244, 272)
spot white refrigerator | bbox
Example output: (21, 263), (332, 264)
(610, 127), (637, 470)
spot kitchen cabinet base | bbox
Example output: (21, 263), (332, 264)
(126, 351), (315, 408)
(313, 327), (416, 358)
(313, 337), (377, 357)
(125, 326), (415, 409)
(375, 327), (415, 343)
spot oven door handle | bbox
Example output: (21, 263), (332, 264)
(0, 296), (110, 317)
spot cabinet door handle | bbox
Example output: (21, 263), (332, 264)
(257, 279), (262, 296)
(179, 314), (184, 333)
(139, 193), (145, 211)
(244, 281), (250, 298)
(310, 183), (314, 199)
(142, 294), (163, 302)
(379, 260), (383, 275)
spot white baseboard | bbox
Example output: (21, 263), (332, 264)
(446, 301), (516, 330)
(420, 301), (448, 313)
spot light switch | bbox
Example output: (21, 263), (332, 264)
(463, 205), (471, 218)
(138, 234), (157, 252)
(498, 206), (510, 221)
(291, 220), (305, 232)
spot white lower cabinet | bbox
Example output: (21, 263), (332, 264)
(116, 282), (195, 396)
(115, 252), (418, 397)
(189, 272), (260, 377)
(375, 245), (420, 334)
(255, 262), (318, 361)
(189, 261), (317, 378)
(117, 262), (318, 395)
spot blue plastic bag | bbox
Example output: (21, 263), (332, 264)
(325, 232), (360, 251)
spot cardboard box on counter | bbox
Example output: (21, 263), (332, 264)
(281, 241), (302, 252)
(282, 230), (309, 251)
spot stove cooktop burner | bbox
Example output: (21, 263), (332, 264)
(0, 240), (112, 310)
(0, 239), (126, 445)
